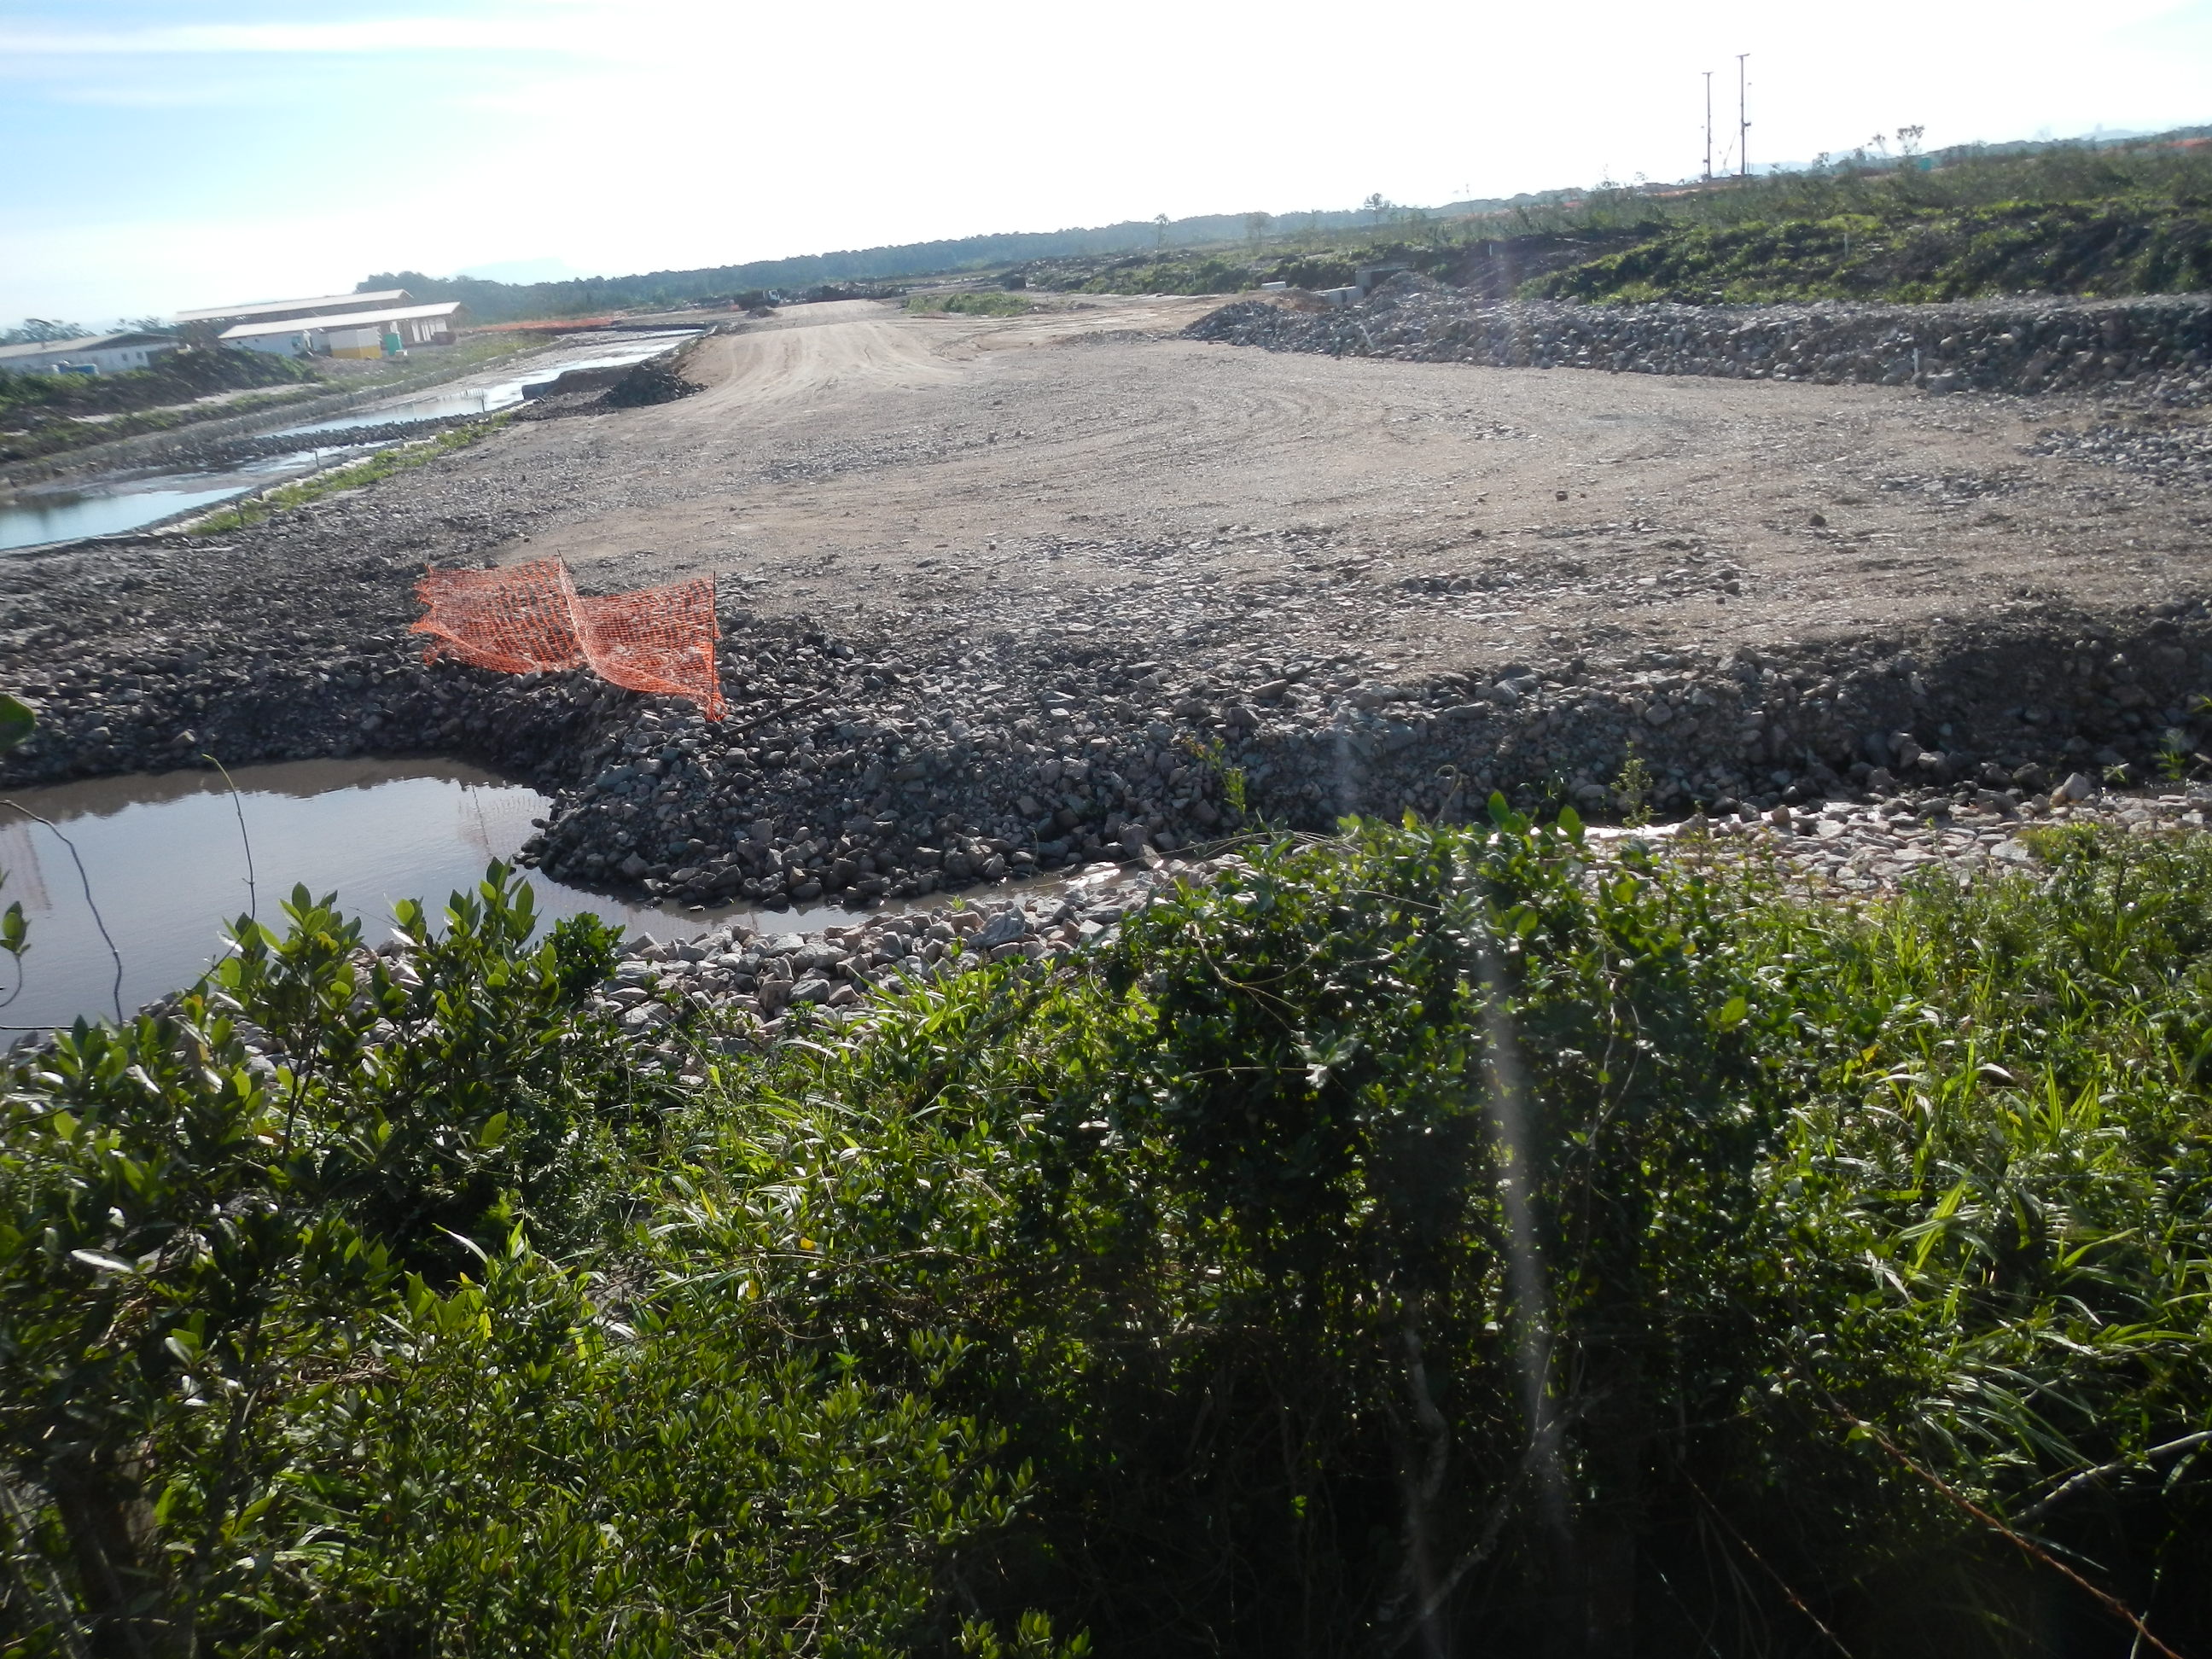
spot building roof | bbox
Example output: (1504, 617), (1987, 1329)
(174, 289), (412, 324)
(0, 332), (176, 365)
(218, 301), (463, 342)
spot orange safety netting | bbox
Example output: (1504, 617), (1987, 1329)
(412, 556), (725, 719)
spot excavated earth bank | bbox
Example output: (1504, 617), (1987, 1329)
(1189, 278), (2212, 402)
(4, 294), (2212, 924)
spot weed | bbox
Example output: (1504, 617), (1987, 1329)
(2160, 727), (2194, 783)
(189, 414), (511, 533)
(1614, 742), (1655, 825)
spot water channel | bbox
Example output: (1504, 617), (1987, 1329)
(0, 329), (699, 553)
(273, 329), (697, 436)
(0, 758), (886, 1033)
(0, 442), (371, 553)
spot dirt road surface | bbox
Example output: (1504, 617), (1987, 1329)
(450, 294), (2210, 675)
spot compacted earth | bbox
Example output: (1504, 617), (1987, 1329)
(4, 289), (2211, 925)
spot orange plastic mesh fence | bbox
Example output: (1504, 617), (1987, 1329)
(413, 558), (584, 675)
(412, 556), (724, 719)
(573, 578), (723, 717)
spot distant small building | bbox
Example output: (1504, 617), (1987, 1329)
(218, 301), (466, 359)
(0, 332), (182, 376)
(173, 289), (415, 334)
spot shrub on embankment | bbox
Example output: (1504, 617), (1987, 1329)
(5, 811), (2212, 1656)
(0, 348), (322, 463)
(1533, 200), (2212, 307)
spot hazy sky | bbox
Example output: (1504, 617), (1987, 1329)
(3, 0), (2209, 323)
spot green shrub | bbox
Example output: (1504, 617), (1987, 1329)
(904, 292), (1037, 317)
(6, 817), (2212, 1654)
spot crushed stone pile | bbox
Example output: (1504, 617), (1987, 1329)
(1188, 280), (2212, 404)
(9, 594), (2212, 914)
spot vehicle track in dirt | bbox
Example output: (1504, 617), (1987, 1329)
(437, 294), (2212, 677)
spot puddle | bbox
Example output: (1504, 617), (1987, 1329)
(0, 443), (371, 552)
(275, 330), (699, 436)
(0, 757), (909, 1033)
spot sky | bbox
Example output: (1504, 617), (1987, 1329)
(3, 0), (2209, 324)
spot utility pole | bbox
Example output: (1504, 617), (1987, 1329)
(1703, 71), (1713, 181)
(1737, 53), (1750, 178)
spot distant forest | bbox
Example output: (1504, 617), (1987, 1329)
(357, 197), (1566, 323)
(362, 125), (2212, 324)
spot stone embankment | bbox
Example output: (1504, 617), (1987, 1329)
(1188, 281), (2212, 402)
(9, 585), (2212, 914)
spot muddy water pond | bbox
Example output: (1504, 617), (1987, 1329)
(0, 759), (888, 1033)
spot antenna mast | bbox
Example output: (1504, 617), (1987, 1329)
(1737, 53), (1750, 178)
(1703, 70), (1713, 181)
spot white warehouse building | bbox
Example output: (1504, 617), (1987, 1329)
(0, 332), (182, 377)
(219, 300), (465, 360)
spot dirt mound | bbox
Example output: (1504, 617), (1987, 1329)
(603, 357), (705, 407)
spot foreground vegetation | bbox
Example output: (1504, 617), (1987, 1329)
(4, 803), (2211, 1656)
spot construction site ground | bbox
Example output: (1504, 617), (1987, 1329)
(475, 294), (2207, 668)
(6, 289), (2211, 928)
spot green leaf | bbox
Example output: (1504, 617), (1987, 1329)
(0, 694), (34, 754)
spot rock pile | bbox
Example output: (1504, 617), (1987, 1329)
(602, 357), (705, 408)
(1188, 281), (2212, 403)
(10, 569), (2212, 910)
(1661, 783), (2212, 896)
(515, 785), (2212, 1076)
(578, 853), (1200, 1068)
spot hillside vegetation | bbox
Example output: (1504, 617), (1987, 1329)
(0, 347), (318, 463)
(359, 130), (2209, 324)
(5, 805), (2211, 1656)
(1044, 133), (2212, 304)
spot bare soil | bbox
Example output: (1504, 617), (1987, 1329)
(457, 294), (2211, 674)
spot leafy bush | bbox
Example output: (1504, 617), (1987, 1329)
(5, 814), (2211, 1654)
(904, 292), (1038, 317)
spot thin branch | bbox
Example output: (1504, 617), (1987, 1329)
(200, 753), (257, 923)
(1, 801), (123, 1022)
(2017, 1430), (2212, 1526)
(1682, 1470), (1855, 1658)
(1830, 1403), (2185, 1659)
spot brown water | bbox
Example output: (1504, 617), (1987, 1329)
(0, 758), (887, 1033)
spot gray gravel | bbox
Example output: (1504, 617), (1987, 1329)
(1188, 277), (2212, 403)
